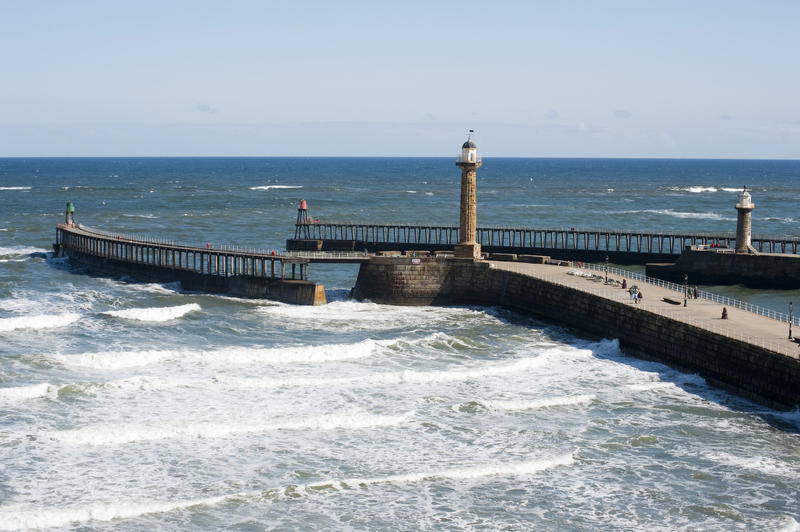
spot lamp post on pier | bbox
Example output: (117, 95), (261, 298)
(684, 274), (688, 307)
(605, 255), (609, 284)
(789, 301), (794, 340)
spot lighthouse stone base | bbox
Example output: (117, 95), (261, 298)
(454, 243), (482, 260)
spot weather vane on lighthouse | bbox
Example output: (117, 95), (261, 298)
(454, 130), (482, 259)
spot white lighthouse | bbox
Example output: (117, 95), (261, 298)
(734, 186), (755, 253)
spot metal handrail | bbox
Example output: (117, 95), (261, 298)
(583, 262), (800, 327)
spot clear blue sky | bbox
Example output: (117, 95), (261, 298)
(1, 0), (798, 158)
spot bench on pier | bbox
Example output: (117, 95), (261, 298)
(662, 297), (682, 305)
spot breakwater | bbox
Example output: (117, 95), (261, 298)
(352, 257), (800, 409)
(55, 224), (326, 305)
(647, 249), (800, 289)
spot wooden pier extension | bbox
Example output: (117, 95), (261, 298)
(54, 224), (326, 305)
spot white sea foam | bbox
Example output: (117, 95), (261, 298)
(0, 186), (31, 191)
(0, 246), (49, 257)
(0, 383), (56, 402)
(0, 454), (572, 530)
(699, 451), (799, 479)
(121, 213), (159, 219)
(406, 190), (417, 194)
(774, 516), (800, 532)
(42, 411), (413, 445)
(255, 300), (484, 331)
(0, 312), (80, 333)
(102, 303), (201, 322)
(51, 338), (384, 370)
(249, 185), (303, 190)
(232, 356), (550, 390)
(0, 495), (231, 531)
(624, 382), (677, 392)
(339, 453), (574, 486)
(481, 394), (595, 411)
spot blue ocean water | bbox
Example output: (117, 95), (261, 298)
(0, 157), (799, 530)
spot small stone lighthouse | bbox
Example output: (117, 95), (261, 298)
(734, 186), (755, 253)
(454, 133), (482, 259)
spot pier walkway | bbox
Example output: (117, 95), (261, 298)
(489, 260), (800, 359)
(292, 221), (800, 257)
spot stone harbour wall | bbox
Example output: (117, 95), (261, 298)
(352, 257), (800, 409)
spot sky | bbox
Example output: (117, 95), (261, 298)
(1, 0), (798, 158)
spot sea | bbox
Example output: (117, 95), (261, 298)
(0, 157), (799, 531)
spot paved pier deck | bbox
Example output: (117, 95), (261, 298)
(489, 260), (799, 360)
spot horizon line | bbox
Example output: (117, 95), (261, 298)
(1, 155), (799, 162)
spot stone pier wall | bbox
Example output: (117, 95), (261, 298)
(352, 257), (800, 409)
(647, 249), (800, 288)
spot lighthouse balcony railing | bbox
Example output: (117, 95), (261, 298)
(456, 153), (482, 164)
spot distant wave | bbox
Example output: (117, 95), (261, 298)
(614, 209), (733, 221)
(761, 216), (796, 224)
(0, 454), (572, 530)
(666, 186), (742, 193)
(121, 213), (159, 219)
(42, 410), (413, 445)
(249, 185), (303, 191)
(102, 303), (201, 322)
(0, 186), (31, 191)
(0, 313), (80, 333)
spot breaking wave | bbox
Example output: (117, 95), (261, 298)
(0, 246), (49, 257)
(102, 303), (201, 322)
(0, 313), (81, 333)
(480, 394), (595, 411)
(0, 383), (56, 402)
(42, 411), (414, 445)
(0, 453), (572, 530)
(0, 186), (31, 191)
(51, 338), (385, 370)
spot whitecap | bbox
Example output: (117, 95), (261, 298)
(0, 186), (31, 191)
(0, 313), (81, 333)
(406, 190), (417, 194)
(686, 186), (718, 193)
(615, 209), (733, 221)
(121, 213), (159, 219)
(249, 185), (303, 191)
(102, 303), (201, 322)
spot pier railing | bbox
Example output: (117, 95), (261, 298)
(581, 262), (800, 327)
(294, 222), (800, 255)
(56, 224), (311, 280)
